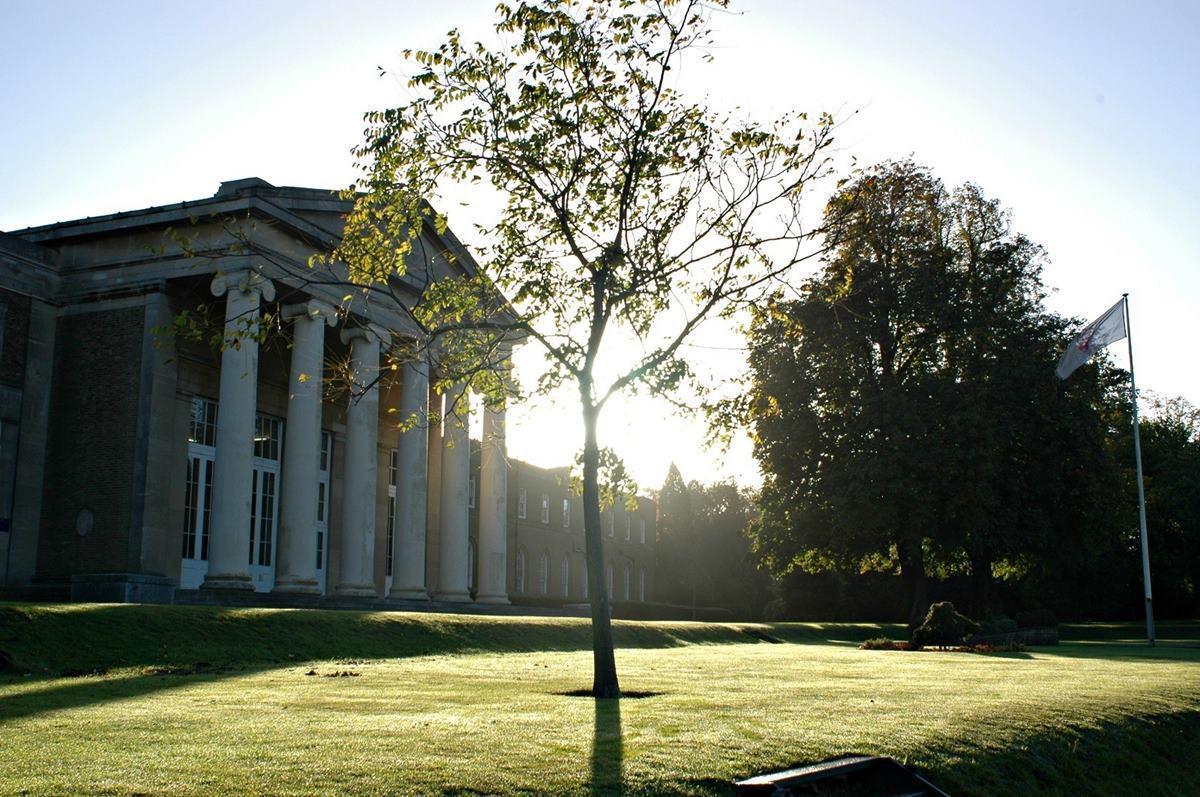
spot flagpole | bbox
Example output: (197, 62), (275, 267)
(1123, 293), (1155, 646)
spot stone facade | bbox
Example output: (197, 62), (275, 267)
(0, 179), (657, 607)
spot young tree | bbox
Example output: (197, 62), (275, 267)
(335, 1), (835, 697)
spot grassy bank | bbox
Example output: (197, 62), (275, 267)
(1, 603), (1198, 796)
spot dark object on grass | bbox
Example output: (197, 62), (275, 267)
(858, 637), (913, 651)
(911, 602), (980, 649)
(734, 754), (951, 796)
(1015, 608), (1059, 629)
(556, 688), (662, 699)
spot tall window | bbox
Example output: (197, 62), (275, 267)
(640, 518), (646, 545)
(515, 549), (527, 593)
(561, 554), (571, 598)
(518, 487), (528, 519)
(562, 498), (571, 528)
(468, 477), (477, 509)
(386, 450), (398, 577)
(606, 562), (613, 598)
(249, 414), (282, 568)
(540, 493), (550, 524)
(624, 514), (631, 541)
(623, 564), (631, 601)
(468, 540), (477, 591)
(183, 397), (218, 560)
(538, 551), (549, 594)
(639, 567), (646, 602)
(582, 556), (589, 599)
(607, 510), (615, 538)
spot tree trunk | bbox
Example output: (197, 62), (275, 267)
(581, 400), (620, 699)
(970, 547), (993, 619)
(898, 538), (928, 628)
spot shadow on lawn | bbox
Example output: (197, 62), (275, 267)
(2, 603), (862, 677)
(1037, 641), (1200, 665)
(927, 710), (1200, 797)
(591, 698), (624, 796)
(0, 667), (271, 724)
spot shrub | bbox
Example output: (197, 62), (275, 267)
(1016, 608), (1059, 629)
(911, 602), (980, 649)
(981, 614), (1018, 635)
(859, 637), (910, 651)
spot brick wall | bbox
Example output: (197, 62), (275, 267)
(0, 290), (31, 390)
(36, 304), (145, 579)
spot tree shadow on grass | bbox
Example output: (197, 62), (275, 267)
(0, 666), (274, 725)
(1033, 641), (1200, 665)
(925, 710), (1200, 797)
(591, 697), (623, 796)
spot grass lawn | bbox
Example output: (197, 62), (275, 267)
(1, 603), (1198, 796)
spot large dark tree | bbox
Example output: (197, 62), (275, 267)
(742, 160), (1124, 624)
(1137, 397), (1200, 615)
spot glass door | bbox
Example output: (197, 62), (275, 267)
(248, 415), (282, 592)
(180, 398), (218, 589)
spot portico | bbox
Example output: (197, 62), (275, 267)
(190, 276), (512, 603)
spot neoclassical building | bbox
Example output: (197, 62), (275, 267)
(0, 178), (656, 606)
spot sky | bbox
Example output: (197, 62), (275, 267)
(2, 0), (1197, 491)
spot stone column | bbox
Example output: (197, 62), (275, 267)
(333, 324), (390, 597)
(435, 383), (471, 601)
(475, 400), (509, 604)
(275, 300), (337, 594)
(389, 351), (431, 599)
(202, 269), (274, 591)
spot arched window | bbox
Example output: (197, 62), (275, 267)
(515, 548), (527, 594)
(561, 554), (571, 598)
(539, 551), (549, 595)
(623, 564), (631, 601)
(639, 567), (646, 602)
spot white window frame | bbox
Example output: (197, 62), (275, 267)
(562, 498), (571, 528)
(624, 514), (631, 542)
(607, 510), (615, 538)
(515, 549), (527, 594)
(181, 397), (218, 589)
(561, 554), (570, 598)
(248, 413), (283, 591)
(639, 567), (646, 602)
(640, 518), (646, 545)
(468, 476), (477, 509)
(623, 564), (631, 601)
(538, 551), (549, 595)
(315, 431), (332, 589)
(540, 493), (550, 524)
(518, 487), (527, 519)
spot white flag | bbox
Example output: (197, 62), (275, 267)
(1056, 299), (1127, 380)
